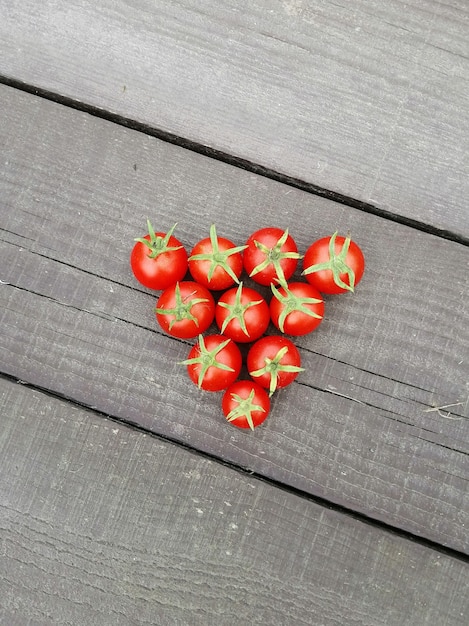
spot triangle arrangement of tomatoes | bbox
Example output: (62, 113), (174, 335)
(131, 222), (365, 431)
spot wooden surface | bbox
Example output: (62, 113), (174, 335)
(1, 377), (468, 625)
(1, 1), (469, 623)
(1, 84), (468, 556)
(1, 0), (468, 237)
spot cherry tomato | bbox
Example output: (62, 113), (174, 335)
(270, 282), (324, 336)
(182, 334), (242, 392)
(155, 281), (215, 339)
(130, 221), (188, 290)
(188, 224), (247, 291)
(215, 283), (270, 343)
(222, 380), (271, 430)
(303, 232), (365, 294)
(247, 335), (303, 396)
(243, 227), (301, 286)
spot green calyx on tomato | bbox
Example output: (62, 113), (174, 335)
(249, 228), (302, 284)
(271, 283), (323, 333)
(155, 282), (209, 331)
(217, 282), (264, 338)
(189, 224), (247, 284)
(302, 231), (356, 292)
(225, 388), (266, 431)
(250, 345), (304, 396)
(180, 334), (237, 389)
(135, 220), (183, 259)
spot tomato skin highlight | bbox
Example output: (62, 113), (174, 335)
(243, 227), (300, 286)
(270, 282), (324, 336)
(215, 284), (270, 343)
(184, 335), (242, 392)
(156, 281), (215, 339)
(303, 234), (365, 294)
(130, 225), (188, 290)
(247, 335), (303, 395)
(222, 381), (271, 430)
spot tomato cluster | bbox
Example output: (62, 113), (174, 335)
(130, 222), (365, 431)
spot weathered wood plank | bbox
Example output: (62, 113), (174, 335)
(0, 0), (468, 236)
(0, 86), (468, 552)
(1, 377), (468, 626)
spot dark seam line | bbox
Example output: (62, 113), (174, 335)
(298, 345), (436, 393)
(2, 370), (468, 563)
(296, 380), (469, 447)
(1, 74), (468, 247)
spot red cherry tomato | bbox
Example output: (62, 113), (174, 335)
(182, 334), (242, 392)
(247, 335), (303, 396)
(130, 221), (188, 290)
(155, 281), (215, 339)
(303, 232), (365, 294)
(222, 380), (271, 430)
(243, 227), (301, 286)
(270, 282), (324, 336)
(215, 283), (270, 343)
(188, 224), (246, 290)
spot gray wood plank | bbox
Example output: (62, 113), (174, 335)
(1, 376), (468, 626)
(0, 0), (468, 237)
(0, 85), (468, 553)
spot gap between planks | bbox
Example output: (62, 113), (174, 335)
(0, 74), (467, 248)
(2, 369), (468, 566)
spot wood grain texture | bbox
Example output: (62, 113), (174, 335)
(0, 0), (468, 236)
(1, 377), (468, 626)
(0, 85), (468, 553)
